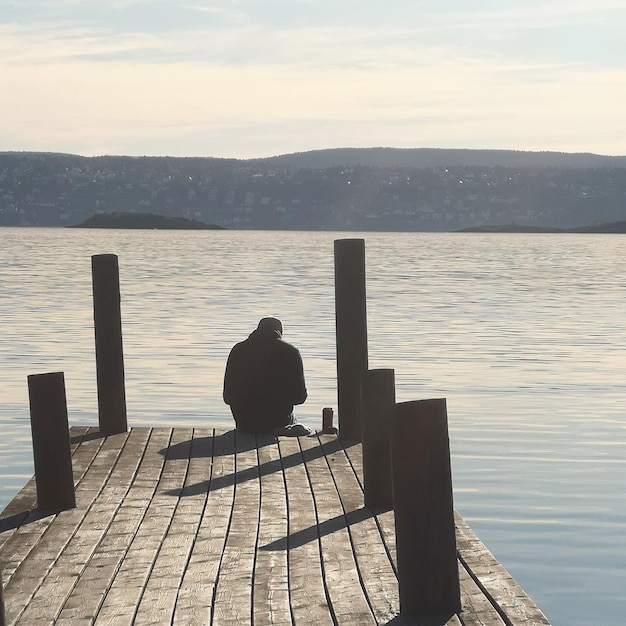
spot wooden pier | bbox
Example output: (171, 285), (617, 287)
(0, 426), (551, 625)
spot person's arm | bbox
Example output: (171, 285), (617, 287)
(291, 349), (308, 405)
(223, 348), (236, 405)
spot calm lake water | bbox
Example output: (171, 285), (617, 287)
(1, 227), (625, 625)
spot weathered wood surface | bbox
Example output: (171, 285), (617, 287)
(0, 427), (551, 625)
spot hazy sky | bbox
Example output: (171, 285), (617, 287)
(2, 0), (625, 158)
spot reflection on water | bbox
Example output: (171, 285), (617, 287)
(1, 228), (626, 625)
(0, 407), (34, 507)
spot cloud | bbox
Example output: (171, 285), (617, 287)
(3, 0), (625, 68)
(2, 45), (625, 157)
(1, 0), (625, 157)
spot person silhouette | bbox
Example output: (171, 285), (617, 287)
(223, 317), (312, 436)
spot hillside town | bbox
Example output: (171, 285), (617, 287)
(1, 150), (625, 231)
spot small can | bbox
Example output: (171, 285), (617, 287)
(322, 407), (334, 431)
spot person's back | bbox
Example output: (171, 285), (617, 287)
(223, 317), (309, 434)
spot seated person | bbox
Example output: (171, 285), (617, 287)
(223, 317), (312, 436)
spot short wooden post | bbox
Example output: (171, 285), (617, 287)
(0, 561), (6, 626)
(334, 238), (368, 441)
(92, 253), (128, 435)
(361, 368), (395, 510)
(390, 398), (461, 620)
(27, 372), (76, 512)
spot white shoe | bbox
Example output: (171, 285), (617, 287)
(274, 423), (313, 437)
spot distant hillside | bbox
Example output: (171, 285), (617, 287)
(2, 149), (626, 231)
(3, 147), (626, 172)
(257, 147), (626, 170)
(69, 212), (225, 230)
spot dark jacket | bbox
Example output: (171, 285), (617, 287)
(223, 325), (307, 432)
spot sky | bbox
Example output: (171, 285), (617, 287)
(1, 0), (625, 159)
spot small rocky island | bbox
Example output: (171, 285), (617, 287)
(69, 211), (226, 230)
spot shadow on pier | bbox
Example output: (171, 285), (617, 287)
(158, 429), (350, 500)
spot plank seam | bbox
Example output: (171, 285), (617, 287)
(456, 552), (514, 626)
(340, 441), (398, 578)
(250, 435), (267, 626)
(295, 435), (341, 626)
(209, 430), (240, 626)
(319, 437), (379, 623)
(170, 427), (216, 624)
(275, 436), (301, 626)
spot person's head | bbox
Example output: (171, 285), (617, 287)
(257, 316), (283, 337)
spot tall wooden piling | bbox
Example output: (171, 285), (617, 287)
(27, 372), (76, 512)
(92, 253), (127, 436)
(334, 238), (368, 441)
(390, 398), (461, 620)
(361, 368), (395, 510)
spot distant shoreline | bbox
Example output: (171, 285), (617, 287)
(458, 220), (626, 234)
(9, 209), (626, 234)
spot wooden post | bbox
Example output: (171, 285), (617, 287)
(92, 253), (128, 435)
(361, 368), (395, 510)
(334, 238), (368, 441)
(27, 372), (76, 512)
(390, 398), (461, 620)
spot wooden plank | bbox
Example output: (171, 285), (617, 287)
(0, 427), (104, 626)
(318, 435), (398, 624)
(130, 428), (200, 625)
(341, 433), (364, 487)
(53, 427), (170, 625)
(0, 426), (90, 540)
(137, 427), (216, 625)
(11, 428), (145, 625)
(171, 428), (237, 626)
(0, 426), (103, 555)
(211, 429), (260, 625)
(458, 562), (507, 626)
(169, 427), (216, 626)
(302, 434), (375, 624)
(341, 438), (397, 574)
(89, 428), (188, 626)
(454, 513), (550, 626)
(4, 429), (131, 624)
(278, 435), (334, 625)
(80, 427), (172, 625)
(252, 433), (291, 626)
